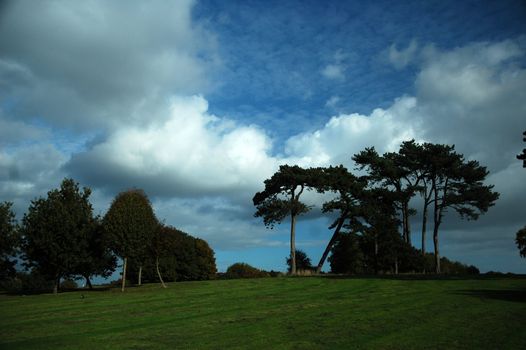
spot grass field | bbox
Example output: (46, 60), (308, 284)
(1, 276), (525, 349)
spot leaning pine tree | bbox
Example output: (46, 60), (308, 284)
(103, 189), (158, 292)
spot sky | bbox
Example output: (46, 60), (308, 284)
(1, 0), (525, 274)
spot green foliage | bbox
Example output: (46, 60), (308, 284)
(0, 201), (18, 280)
(20, 178), (99, 291)
(515, 225), (526, 258)
(225, 262), (269, 279)
(0, 271), (54, 294)
(286, 249), (313, 272)
(128, 226), (216, 283)
(103, 189), (158, 262)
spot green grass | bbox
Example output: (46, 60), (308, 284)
(1, 276), (525, 349)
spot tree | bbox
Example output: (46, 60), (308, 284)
(516, 226), (526, 258)
(21, 178), (97, 294)
(328, 232), (364, 274)
(286, 249), (312, 272)
(353, 142), (423, 245)
(127, 225), (217, 283)
(517, 130), (526, 167)
(225, 263), (268, 279)
(423, 144), (499, 273)
(103, 189), (158, 291)
(0, 202), (18, 280)
(314, 165), (367, 273)
(72, 220), (116, 289)
(253, 165), (315, 275)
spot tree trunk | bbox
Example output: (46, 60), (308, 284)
(432, 181), (441, 274)
(84, 275), (93, 290)
(53, 275), (60, 295)
(433, 227), (440, 274)
(138, 265), (142, 286)
(156, 257), (167, 288)
(403, 201), (411, 244)
(421, 203), (428, 255)
(121, 257), (127, 292)
(290, 213), (297, 275)
(316, 216), (346, 274)
(374, 234), (378, 275)
(394, 256), (399, 275)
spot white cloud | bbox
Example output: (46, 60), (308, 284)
(388, 39), (418, 69)
(67, 95), (278, 197)
(325, 96), (340, 109)
(321, 64), (345, 80)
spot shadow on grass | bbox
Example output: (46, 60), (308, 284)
(318, 273), (526, 281)
(453, 289), (526, 303)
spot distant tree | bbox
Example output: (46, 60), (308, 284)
(103, 189), (158, 291)
(422, 144), (499, 273)
(516, 226), (526, 258)
(0, 201), (18, 280)
(21, 179), (97, 294)
(286, 249), (312, 272)
(225, 263), (268, 279)
(253, 165), (316, 275)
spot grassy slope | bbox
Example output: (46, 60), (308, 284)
(0, 276), (525, 349)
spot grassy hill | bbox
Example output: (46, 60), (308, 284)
(1, 276), (525, 349)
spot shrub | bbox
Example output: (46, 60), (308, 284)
(61, 278), (78, 290)
(0, 272), (54, 294)
(225, 263), (269, 279)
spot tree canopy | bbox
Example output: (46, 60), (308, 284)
(0, 202), (18, 280)
(253, 165), (318, 275)
(103, 189), (159, 291)
(20, 178), (100, 293)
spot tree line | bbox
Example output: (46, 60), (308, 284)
(0, 180), (216, 294)
(253, 140), (500, 274)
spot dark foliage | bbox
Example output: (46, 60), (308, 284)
(0, 201), (18, 280)
(286, 249), (313, 272)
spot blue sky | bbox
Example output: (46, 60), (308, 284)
(1, 0), (525, 274)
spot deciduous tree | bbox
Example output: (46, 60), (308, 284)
(0, 202), (18, 280)
(103, 189), (158, 291)
(516, 226), (526, 258)
(21, 178), (97, 294)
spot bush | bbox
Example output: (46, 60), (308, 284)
(61, 278), (78, 290)
(0, 272), (54, 294)
(225, 263), (269, 279)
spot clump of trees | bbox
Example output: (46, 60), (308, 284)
(224, 263), (269, 279)
(127, 226), (216, 284)
(254, 140), (499, 275)
(0, 179), (216, 294)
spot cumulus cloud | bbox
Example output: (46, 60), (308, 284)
(66, 95), (278, 198)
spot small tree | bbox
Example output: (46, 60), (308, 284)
(516, 226), (526, 258)
(103, 189), (158, 292)
(0, 202), (18, 280)
(286, 249), (312, 272)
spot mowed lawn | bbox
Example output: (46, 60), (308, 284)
(1, 276), (525, 349)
